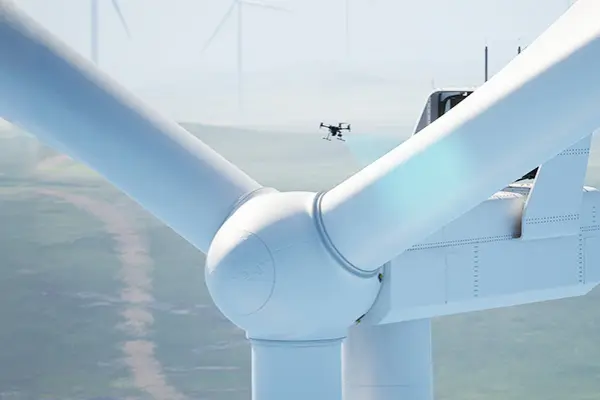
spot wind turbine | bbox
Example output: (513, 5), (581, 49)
(90, 0), (131, 65)
(344, 0), (376, 61)
(200, 0), (290, 114)
(3, 1), (600, 400)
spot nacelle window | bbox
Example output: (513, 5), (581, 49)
(438, 91), (472, 118)
(413, 90), (474, 135)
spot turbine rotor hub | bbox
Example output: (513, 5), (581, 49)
(205, 191), (382, 340)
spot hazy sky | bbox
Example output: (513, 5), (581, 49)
(12, 0), (574, 130)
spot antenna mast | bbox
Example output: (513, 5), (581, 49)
(484, 45), (489, 82)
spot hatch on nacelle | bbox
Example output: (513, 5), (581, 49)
(413, 89), (474, 135)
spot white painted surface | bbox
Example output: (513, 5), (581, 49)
(0, 1), (262, 254)
(320, 0), (600, 271)
(3, 0), (600, 398)
(343, 320), (433, 400)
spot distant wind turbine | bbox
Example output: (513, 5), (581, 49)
(345, 0), (349, 58)
(200, 0), (290, 114)
(344, 0), (377, 61)
(90, 0), (131, 65)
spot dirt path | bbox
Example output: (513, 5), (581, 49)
(36, 188), (186, 400)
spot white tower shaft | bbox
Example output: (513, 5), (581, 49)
(252, 339), (343, 400)
(343, 320), (433, 400)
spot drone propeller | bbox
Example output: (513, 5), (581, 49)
(3, 1), (600, 399)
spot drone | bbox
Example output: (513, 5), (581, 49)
(320, 122), (351, 141)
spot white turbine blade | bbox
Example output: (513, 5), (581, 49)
(0, 1), (263, 253)
(242, 0), (291, 12)
(111, 0), (131, 38)
(319, 0), (600, 271)
(201, 0), (238, 55)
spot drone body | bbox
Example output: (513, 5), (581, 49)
(2, 1), (600, 400)
(320, 122), (351, 141)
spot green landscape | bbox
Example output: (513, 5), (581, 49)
(1, 123), (600, 399)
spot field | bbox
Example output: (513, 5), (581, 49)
(1, 125), (600, 399)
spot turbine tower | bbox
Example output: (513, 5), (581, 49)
(200, 0), (289, 115)
(3, 1), (600, 400)
(90, 0), (131, 65)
